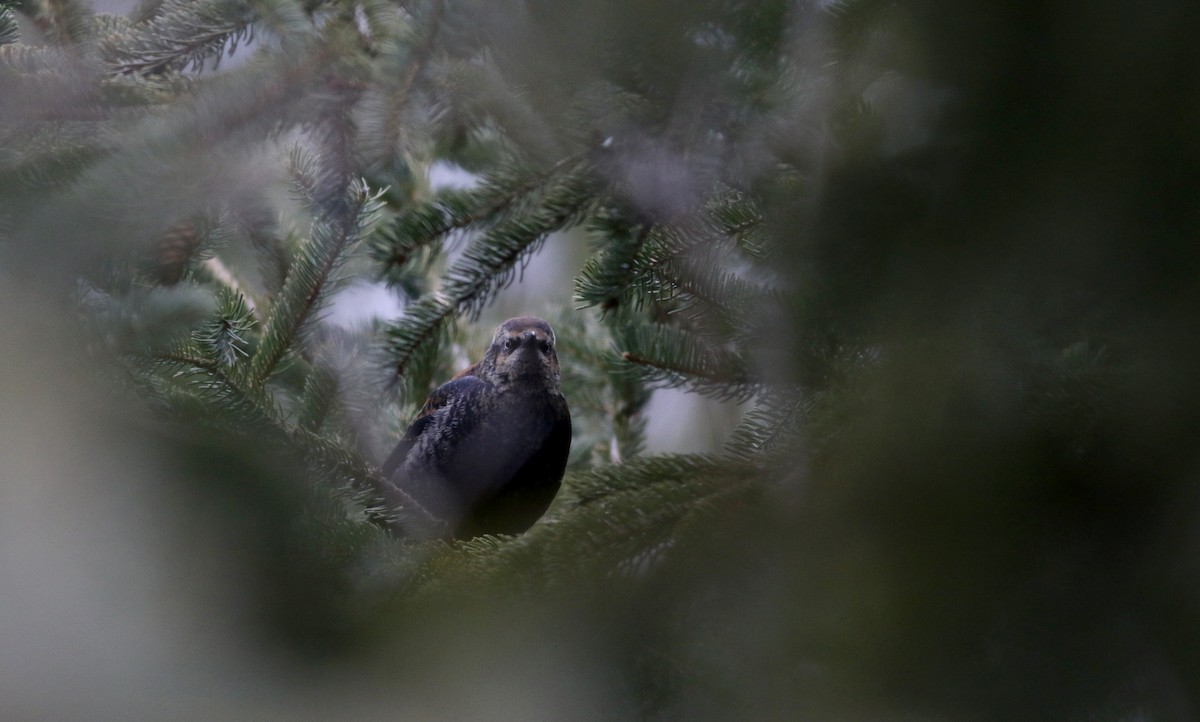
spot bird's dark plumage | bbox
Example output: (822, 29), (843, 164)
(383, 316), (571, 539)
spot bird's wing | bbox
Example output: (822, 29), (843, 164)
(456, 392), (571, 502)
(380, 375), (488, 478)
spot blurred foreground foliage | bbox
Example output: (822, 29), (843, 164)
(1, 0), (1198, 720)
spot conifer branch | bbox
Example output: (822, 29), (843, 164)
(384, 160), (595, 384)
(420, 455), (764, 588)
(297, 365), (337, 432)
(129, 0), (167, 24)
(615, 323), (758, 402)
(577, 218), (739, 314)
(194, 286), (255, 366)
(286, 425), (442, 535)
(550, 308), (649, 465)
(247, 179), (385, 386)
(0, 7), (19, 46)
(575, 219), (653, 311)
(653, 251), (785, 340)
(111, 0), (254, 75)
(372, 154), (590, 280)
(141, 346), (279, 428)
(825, 0), (896, 68)
(355, 0), (445, 178)
(0, 41), (66, 74)
(563, 454), (745, 505)
(153, 349), (218, 371)
(0, 132), (106, 191)
(724, 388), (808, 461)
(382, 0), (444, 149)
(710, 198), (764, 236)
(140, 349), (439, 536)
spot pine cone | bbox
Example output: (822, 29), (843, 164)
(152, 220), (200, 286)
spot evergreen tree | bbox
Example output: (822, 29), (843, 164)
(1, 1), (1198, 720)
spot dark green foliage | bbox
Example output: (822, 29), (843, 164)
(194, 285), (255, 367)
(246, 175), (384, 386)
(108, 0), (260, 75)
(0, 6), (19, 46)
(379, 157), (595, 392)
(612, 320), (757, 402)
(296, 363), (338, 432)
(724, 387), (807, 463)
(552, 306), (651, 466)
(3, 1), (1199, 720)
(406, 454), (765, 595)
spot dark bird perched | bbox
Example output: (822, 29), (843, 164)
(382, 316), (571, 539)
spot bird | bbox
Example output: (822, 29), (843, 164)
(382, 316), (571, 539)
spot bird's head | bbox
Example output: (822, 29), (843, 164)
(480, 316), (560, 388)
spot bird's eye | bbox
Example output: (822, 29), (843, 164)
(503, 338), (516, 351)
